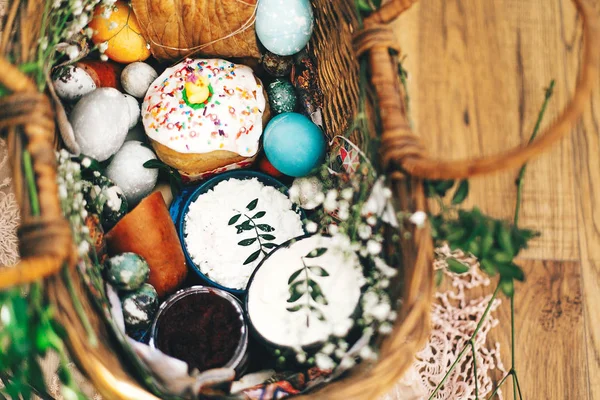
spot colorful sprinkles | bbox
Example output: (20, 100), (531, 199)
(142, 58), (266, 157)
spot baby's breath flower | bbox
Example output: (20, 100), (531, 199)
(359, 346), (377, 361)
(338, 207), (349, 220)
(366, 215), (377, 226)
(321, 342), (335, 355)
(367, 240), (382, 255)
(339, 357), (356, 369)
(328, 224), (339, 235)
(98, 41), (109, 53)
(341, 187), (353, 200)
(315, 353), (335, 370)
(409, 211), (427, 227)
(379, 323), (393, 335)
(65, 45), (80, 60)
(374, 257), (398, 278)
(323, 189), (338, 212)
(306, 221), (318, 233)
(290, 177), (324, 210)
(333, 318), (353, 337)
(357, 224), (372, 240)
(296, 352), (307, 364)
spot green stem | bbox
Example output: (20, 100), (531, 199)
(429, 285), (501, 399)
(301, 257), (311, 328)
(23, 151), (40, 217)
(514, 371), (524, 400)
(511, 296), (518, 400)
(244, 214), (267, 255)
(471, 340), (480, 399)
(514, 80), (555, 226)
(486, 371), (513, 400)
(61, 265), (98, 347)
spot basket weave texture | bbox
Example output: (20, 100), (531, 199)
(0, 0), (599, 399)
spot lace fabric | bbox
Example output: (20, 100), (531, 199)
(0, 138), (19, 267)
(384, 246), (506, 400)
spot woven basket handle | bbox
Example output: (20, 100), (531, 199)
(359, 0), (600, 180)
(0, 59), (74, 289)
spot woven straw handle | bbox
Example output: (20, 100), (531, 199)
(359, 0), (600, 180)
(0, 58), (74, 289)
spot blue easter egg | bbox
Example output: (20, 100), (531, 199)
(256, 0), (314, 56)
(263, 113), (326, 177)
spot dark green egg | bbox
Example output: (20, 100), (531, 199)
(121, 283), (159, 330)
(267, 79), (298, 115)
(83, 174), (128, 232)
(106, 252), (149, 291)
(261, 51), (293, 77)
(100, 185), (128, 231)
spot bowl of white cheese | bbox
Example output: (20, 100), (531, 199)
(178, 170), (305, 296)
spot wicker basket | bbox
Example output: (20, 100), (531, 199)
(0, 0), (598, 399)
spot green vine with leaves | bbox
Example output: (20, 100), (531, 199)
(426, 80), (555, 399)
(229, 199), (278, 265)
(286, 248), (330, 327)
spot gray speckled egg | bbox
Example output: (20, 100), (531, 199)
(121, 62), (158, 98)
(53, 65), (97, 102)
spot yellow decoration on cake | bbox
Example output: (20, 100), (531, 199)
(185, 75), (211, 104)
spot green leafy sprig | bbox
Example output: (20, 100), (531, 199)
(428, 80), (555, 400)
(143, 158), (183, 197)
(430, 204), (539, 296)
(229, 199), (277, 265)
(286, 248), (330, 328)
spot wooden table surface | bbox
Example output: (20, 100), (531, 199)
(392, 0), (599, 398)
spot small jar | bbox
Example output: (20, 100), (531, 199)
(149, 286), (249, 376)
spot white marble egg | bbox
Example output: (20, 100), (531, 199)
(53, 65), (97, 102)
(106, 141), (158, 204)
(121, 62), (158, 98)
(70, 88), (130, 162)
(256, 0), (314, 56)
(123, 94), (140, 129)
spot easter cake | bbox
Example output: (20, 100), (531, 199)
(142, 58), (269, 182)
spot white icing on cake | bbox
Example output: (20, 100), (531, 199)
(142, 59), (266, 157)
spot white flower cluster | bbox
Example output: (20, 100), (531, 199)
(56, 150), (91, 257)
(287, 169), (403, 372)
(47, 0), (115, 62)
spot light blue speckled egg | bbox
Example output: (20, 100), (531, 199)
(263, 112), (326, 177)
(256, 0), (314, 56)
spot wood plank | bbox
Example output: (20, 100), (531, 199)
(480, 260), (588, 399)
(553, 0), (600, 396)
(391, 0), (580, 261)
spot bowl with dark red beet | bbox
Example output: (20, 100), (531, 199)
(149, 286), (249, 376)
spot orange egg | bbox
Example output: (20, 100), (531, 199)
(89, 0), (150, 64)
